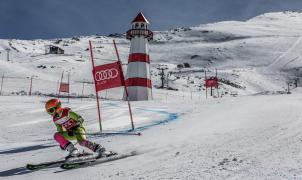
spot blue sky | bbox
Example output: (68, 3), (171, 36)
(1, 0), (302, 39)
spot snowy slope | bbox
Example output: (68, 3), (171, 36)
(1, 90), (302, 179)
(1, 11), (302, 179)
(1, 12), (302, 96)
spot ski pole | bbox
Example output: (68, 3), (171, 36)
(76, 132), (142, 136)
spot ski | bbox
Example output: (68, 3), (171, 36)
(26, 152), (93, 170)
(26, 159), (67, 170)
(60, 151), (137, 170)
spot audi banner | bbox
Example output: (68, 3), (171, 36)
(92, 61), (125, 92)
(59, 83), (69, 93)
(205, 77), (218, 88)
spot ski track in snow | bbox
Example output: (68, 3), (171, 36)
(269, 35), (302, 69)
(103, 102), (180, 132)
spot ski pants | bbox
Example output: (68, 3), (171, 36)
(54, 126), (98, 151)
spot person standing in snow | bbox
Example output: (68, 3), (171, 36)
(45, 98), (105, 158)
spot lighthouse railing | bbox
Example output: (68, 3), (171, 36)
(126, 29), (153, 40)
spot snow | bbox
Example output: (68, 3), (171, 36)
(1, 11), (302, 179)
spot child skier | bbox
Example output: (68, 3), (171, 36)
(45, 98), (105, 158)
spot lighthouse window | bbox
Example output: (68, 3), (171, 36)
(135, 23), (139, 28)
(141, 23), (145, 28)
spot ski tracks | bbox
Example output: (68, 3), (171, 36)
(269, 35), (302, 69)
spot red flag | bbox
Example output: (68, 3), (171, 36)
(205, 77), (218, 88)
(59, 83), (69, 93)
(93, 61), (125, 92)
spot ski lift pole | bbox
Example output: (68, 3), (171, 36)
(67, 72), (70, 103)
(29, 76), (33, 96)
(0, 73), (4, 96)
(58, 71), (64, 98)
(205, 71), (207, 99)
(81, 81), (85, 101)
(113, 39), (135, 131)
(216, 69), (219, 97)
(149, 66), (154, 100)
(56, 80), (60, 96)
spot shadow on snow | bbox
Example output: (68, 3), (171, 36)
(0, 144), (57, 177)
(0, 144), (56, 155)
(0, 167), (34, 177)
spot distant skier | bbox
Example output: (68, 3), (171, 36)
(45, 98), (105, 158)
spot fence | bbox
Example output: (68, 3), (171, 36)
(0, 73), (228, 102)
(0, 74), (125, 100)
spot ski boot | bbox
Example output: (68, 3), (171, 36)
(93, 144), (116, 158)
(65, 143), (80, 159)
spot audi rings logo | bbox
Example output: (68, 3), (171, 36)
(94, 68), (119, 82)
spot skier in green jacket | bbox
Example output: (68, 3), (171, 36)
(45, 98), (105, 158)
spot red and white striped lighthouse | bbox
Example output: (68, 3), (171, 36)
(125, 12), (153, 101)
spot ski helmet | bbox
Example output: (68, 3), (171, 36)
(45, 98), (61, 115)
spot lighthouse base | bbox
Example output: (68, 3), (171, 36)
(123, 86), (152, 101)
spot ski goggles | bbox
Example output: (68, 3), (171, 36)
(47, 107), (56, 115)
